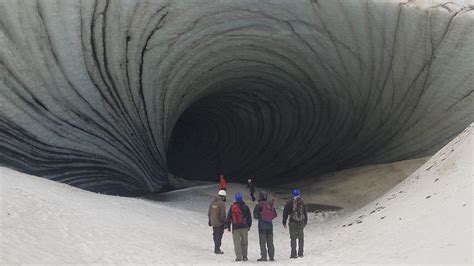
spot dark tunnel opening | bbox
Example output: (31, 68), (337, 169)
(167, 86), (344, 186)
(166, 88), (320, 185)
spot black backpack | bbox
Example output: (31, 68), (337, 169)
(291, 198), (305, 222)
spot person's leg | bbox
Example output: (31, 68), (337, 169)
(217, 225), (225, 252)
(259, 229), (268, 259)
(212, 227), (218, 252)
(213, 225), (224, 253)
(297, 223), (304, 257)
(241, 228), (248, 258)
(289, 223), (297, 258)
(266, 229), (275, 260)
(233, 229), (243, 260)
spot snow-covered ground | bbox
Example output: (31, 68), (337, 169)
(1, 125), (472, 264)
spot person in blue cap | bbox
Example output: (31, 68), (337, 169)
(226, 192), (252, 261)
(282, 189), (308, 258)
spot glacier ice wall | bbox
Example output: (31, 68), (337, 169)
(0, 0), (473, 194)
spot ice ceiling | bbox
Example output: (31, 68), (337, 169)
(0, 0), (473, 195)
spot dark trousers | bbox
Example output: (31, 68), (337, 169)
(289, 222), (304, 256)
(258, 228), (275, 259)
(250, 191), (256, 201)
(213, 225), (225, 252)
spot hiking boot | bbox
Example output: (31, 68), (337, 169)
(298, 254), (304, 258)
(243, 256), (248, 261)
(214, 250), (224, 255)
(257, 257), (268, 261)
(290, 255), (298, 259)
(269, 258), (275, 261)
(236, 258), (242, 261)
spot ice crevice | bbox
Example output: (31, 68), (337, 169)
(0, 0), (473, 195)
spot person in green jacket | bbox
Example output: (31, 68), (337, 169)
(282, 189), (308, 259)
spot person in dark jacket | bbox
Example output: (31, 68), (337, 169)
(226, 192), (252, 261)
(208, 189), (227, 254)
(282, 189), (308, 258)
(253, 191), (277, 261)
(247, 179), (256, 201)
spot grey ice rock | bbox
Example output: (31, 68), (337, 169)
(0, 0), (473, 195)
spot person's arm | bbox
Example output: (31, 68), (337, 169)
(208, 203), (211, 219)
(226, 206), (232, 230)
(220, 202), (227, 223)
(246, 206), (252, 228)
(273, 206), (278, 219)
(303, 203), (308, 226)
(282, 201), (289, 226)
(208, 203), (212, 226)
(253, 204), (261, 219)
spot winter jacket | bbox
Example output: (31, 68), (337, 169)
(246, 182), (255, 193)
(253, 191), (277, 230)
(208, 197), (226, 227)
(226, 201), (252, 230)
(282, 197), (308, 226)
(219, 176), (226, 190)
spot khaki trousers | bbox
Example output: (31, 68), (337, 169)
(232, 228), (249, 259)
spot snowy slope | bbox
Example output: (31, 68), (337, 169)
(312, 124), (473, 264)
(1, 125), (472, 264)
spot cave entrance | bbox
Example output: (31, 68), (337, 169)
(166, 90), (275, 184)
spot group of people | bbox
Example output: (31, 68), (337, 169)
(219, 175), (256, 202)
(208, 175), (308, 262)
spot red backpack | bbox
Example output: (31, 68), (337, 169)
(260, 201), (276, 222)
(231, 203), (244, 225)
